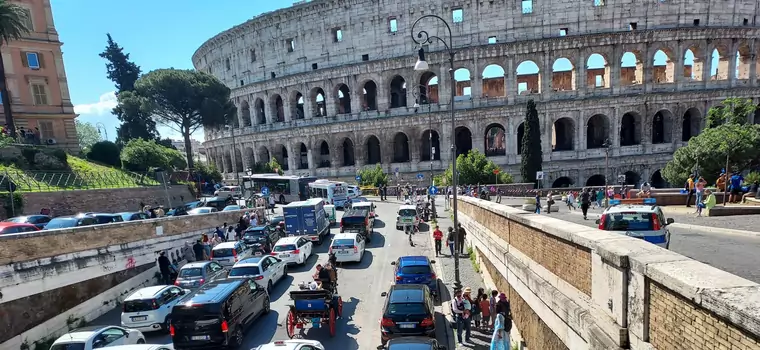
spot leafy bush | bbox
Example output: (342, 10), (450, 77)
(87, 141), (121, 167)
(121, 139), (170, 171)
(442, 150), (513, 185)
(0, 192), (23, 217)
(252, 158), (284, 175)
(194, 162), (222, 183)
(165, 147), (187, 170)
(745, 171), (760, 185)
(358, 164), (388, 186)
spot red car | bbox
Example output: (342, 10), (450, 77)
(0, 222), (40, 234)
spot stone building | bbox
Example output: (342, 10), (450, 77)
(194, 0), (760, 188)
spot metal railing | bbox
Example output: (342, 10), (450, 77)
(0, 169), (161, 192)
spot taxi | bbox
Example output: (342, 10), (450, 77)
(395, 205), (420, 231)
(252, 340), (325, 350)
(596, 198), (674, 249)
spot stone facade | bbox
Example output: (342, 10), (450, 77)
(195, 0), (760, 187)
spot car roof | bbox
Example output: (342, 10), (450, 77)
(0, 222), (36, 228)
(254, 340), (323, 350)
(388, 285), (427, 302)
(235, 257), (264, 266)
(399, 205), (417, 210)
(344, 208), (368, 215)
(115, 212), (139, 215)
(182, 261), (214, 268)
(56, 326), (108, 341)
(399, 256), (430, 266)
(351, 201), (372, 206)
(332, 233), (358, 240)
(183, 279), (246, 304)
(125, 285), (170, 301)
(276, 236), (302, 244)
(102, 345), (173, 350)
(604, 205), (658, 214)
(213, 242), (238, 249)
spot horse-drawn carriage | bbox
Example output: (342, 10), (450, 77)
(285, 278), (343, 337)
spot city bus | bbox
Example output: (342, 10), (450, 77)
(241, 174), (318, 204)
(308, 179), (349, 209)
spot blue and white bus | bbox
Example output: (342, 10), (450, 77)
(308, 179), (349, 208)
(242, 174), (317, 204)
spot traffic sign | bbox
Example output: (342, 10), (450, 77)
(355, 175), (362, 181)
(536, 171), (545, 180)
(395, 167), (399, 172)
(430, 186), (438, 195)
(417, 174), (424, 180)
(261, 186), (270, 196)
(493, 169), (500, 175)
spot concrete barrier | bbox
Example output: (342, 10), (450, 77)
(457, 196), (760, 350)
(0, 210), (248, 348)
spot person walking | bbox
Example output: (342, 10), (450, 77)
(490, 313), (511, 350)
(534, 191), (542, 214)
(546, 191), (554, 214)
(685, 175), (696, 207)
(566, 191), (576, 211)
(192, 240), (207, 261)
(457, 223), (467, 255)
(693, 176), (707, 213)
(269, 195), (276, 213)
(182, 242), (195, 262)
(580, 188), (591, 220)
(446, 227), (456, 256)
(432, 225), (443, 257)
(157, 251), (172, 285)
(451, 288), (471, 345)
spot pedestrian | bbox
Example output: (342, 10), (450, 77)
(269, 195), (276, 213)
(432, 225), (443, 257)
(729, 172), (744, 203)
(182, 242), (196, 262)
(192, 240), (206, 261)
(457, 223), (467, 255)
(697, 189), (716, 217)
(693, 176), (707, 212)
(580, 188), (591, 220)
(566, 191), (575, 211)
(227, 225), (235, 241)
(490, 313), (511, 350)
(546, 191), (554, 214)
(534, 191), (541, 214)
(489, 290), (498, 327)
(446, 227), (456, 256)
(685, 175), (696, 207)
(157, 251), (171, 285)
(480, 292), (491, 330)
(495, 293), (511, 319)
(451, 288), (471, 344)
(201, 233), (211, 257)
(471, 288), (483, 329)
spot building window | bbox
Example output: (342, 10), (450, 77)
(629, 22), (637, 30)
(743, 18), (749, 26)
(312, 63), (318, 70)
(31, 83), (48, 105)
(388, 18), (398, 33)
(38, 120), (54, 139)
(225, 58), (231, 70)
(522, 0), (533, 14)
(25, 52), (40, 69)
(362, 54), (369, 61)
(20, 8), (33, 31)
(452, 8), (463, 23)
(332, 28), (343, 42)
(559, 28), (568, 36)
(595, 75), (603, 87)
(250, 49), (256, 62)
(488, 36), (497, 44)
(286, 38), (295, 52)
(593, 0), (604, 6)
(693, 19), (700, 26)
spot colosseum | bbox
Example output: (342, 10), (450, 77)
(194, 0), (760, 188)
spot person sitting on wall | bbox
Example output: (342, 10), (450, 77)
(637, 182), (652, 198)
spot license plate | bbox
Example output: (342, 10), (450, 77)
(280, 254), (290, 258)
(399, 323), (416, 329)
(217, 259), (229, 263)
(255, 252), (262, 256)
(192, 335), (210, 341)
(131, 316), (147, 321)
(338, 250), (350, 255)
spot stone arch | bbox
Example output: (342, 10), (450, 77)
(552, 176), (573, 188)
(516, 60), (541, 94)
(256, 146), (270, 164)
(362, 80), (378, 111)
(223, 151), (232, 173)
(652, 48), (675, 83)
(586, 174), (606, 187)
(711, 45), (730, 81)
(340, 137), (355, 166)
(365, 135), (382, 164)
(620, 50), (643, 85)
(455, 126), (473, 157)
(684, 45), (704, 81)
(420, 129), (441, 161)
(586, 53), (610, 88)
(481, 64), (506, 97)
(243, 146), (254, 170)
(273, 144), (289, 171)
(314, 140), (330, 168)
(484, 123), (506, 156)
(296, 143), (308, 169)
(240, 100), (252, 127)
(335, 84), (352, 114)
(736, 44), (753, 80)
(623, 171), (641, 186)
(552, 57), (575, 91)
(651, 169), (667, 188)
(418, 71), (439, 104)
(586, 114), (610, 149)
(620, 112), (642, 146)
(234, 148), (243, 172)
(392, 132), (410, 163)
(682, 107), (702, 141)
(290, 91), (305, 120)
(270, 94), (285, 122)
(454, 68), (471, 97)
(389, 75), (408, 108)
(552, 117), (574, 151)
(254, 98), (266, 124)
(311, 87), (327, 117)
(517, 122), (525, 154)
(652, 109), (674, 144)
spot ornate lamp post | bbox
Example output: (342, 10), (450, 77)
(412, 15), (461, 289)
(412, 84), (435, 185)
(226, 125), (239, 184)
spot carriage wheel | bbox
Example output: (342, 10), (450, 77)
(337, 296), (344, 318)
(329, 308), (336, 337)
(286, 308), (296, 339)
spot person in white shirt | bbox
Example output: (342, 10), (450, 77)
(451, 288), (471, 344)
(268, 195), (276, 213)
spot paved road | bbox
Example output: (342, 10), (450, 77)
(89, 202), (449, 349)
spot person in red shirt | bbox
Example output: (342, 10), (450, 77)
(432, 225), (443, 256)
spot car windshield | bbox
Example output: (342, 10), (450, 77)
(4, 217), (25, 223)
(388, 344), (432, 350)
(386, 302), (427, 316)
(400, 265), (431, 275)
(213, 248), (235, 257)
(179, 267), (203, 277)
(399, 209), (417, 216)
(273, 244), (297, 252)
(50, 343), (86, 350)
(602, 212), (655, 231)
(44, 218), (78, 229)
(332, 239), (355, 248)
(245, 229), (266, 237)
(123, 299), (154, 313)
(229, 266), (260, 277)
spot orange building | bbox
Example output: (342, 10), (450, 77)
(1, 0), (77, 151)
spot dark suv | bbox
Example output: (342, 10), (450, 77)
(379, 284), (436, 345)
(170, 278), (270, 349)
(242, 225), (281, 254)
(340, 208), (372, 242)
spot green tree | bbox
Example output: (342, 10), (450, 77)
(520, 99), (543, 183)
(443, 150), (513, 185)
(357, 164), (389, 186)
(194, 162), (222, 183)
(157, 138), (177, 150)
(0, 1), (31, 138)
(165, 147), (187, 170)
(706, 97), (757, 128)
(662, 124), (760, 186)
(75, 121), (102, 151)
(118, 69), (234, 170)
(252, 158), (284, 175)
(87, 140), (121, 167)
(99, 34), (158, 146)
(120, 138), (186, 171)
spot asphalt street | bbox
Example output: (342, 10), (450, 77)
(89, 201), (449, 349)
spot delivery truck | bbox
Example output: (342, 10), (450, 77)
(283, 198), (331, 244)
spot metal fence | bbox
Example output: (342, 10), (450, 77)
(0, 169), (162, 192)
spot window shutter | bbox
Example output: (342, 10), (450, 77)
(20, 52), (28, 67)
(38, 53), (44, 69)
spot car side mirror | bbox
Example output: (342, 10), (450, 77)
(438, 346), (447, 350)
(595, 219), (600, 225)
(390, 261), (396, 265)
(381, 292), (388, 297)
(377, 346), (385, 350)
(430, 260), (436, 264)
(666, 218), (675, 225)
(125, 333), (129, 338)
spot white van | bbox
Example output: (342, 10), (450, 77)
(214, 185), (243, 199)
(309, 180), (349, 208)
(329, 232), (366, 263)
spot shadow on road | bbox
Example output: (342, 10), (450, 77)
(435, 278), (453, 306)
(289, 253), (320, 273)
(244, 310), (279, 345)
(270, 275), (295, 302)
(341, 250), (374, 270)
(367, 232), (386, 248)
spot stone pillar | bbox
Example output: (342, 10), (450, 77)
(326, 88), (338, 117)
(287, 144), (297, 173)
(307, 148), (315, 175)
(541, 52), (552, 98)
(283, 98), (293, 122)
(577, 113), (587, 151)
(264, 97), (274, 124)
(611, 46), (623, 95)
(304, 96), (314, 119)
(576, 51), (587, 99)
(439, 65), (453, 107)
(750, 53), (758, 86)
(376, 78), (390, 112)
(351, 87), (363, 114)
(728, 48), (738, 87)
(470, 69), (482, 100)
(506, 58), (517, 105)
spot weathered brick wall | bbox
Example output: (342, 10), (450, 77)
(649, 282), (760, 350)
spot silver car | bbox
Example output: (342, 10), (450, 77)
(174, 261), (228, 289)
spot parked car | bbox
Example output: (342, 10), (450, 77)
(228, 256), (288, 294)
(117, 212), (151, 221)
(271, 236), (313, 266)
(174, 261), (228, 289)
(253, 340), (325, 350)
(121, 285), (190, 333)
(44, 215), (99, 230)
(167, 201), (204, 216)
(222, 205), (242, 211)
(170, 278), (270, 349)
(391, 256), (438, 299)
(596, 201), (674, 249)
(0, 222), (40, 234)
(49, 326), (146, 350)
(378, 337), (446, 350)
(188, 207), (218, 215)
(214, 185), (243, 199)
(242, 225), (281, 254)
(379, 285), (437, 345)
(81, 213), (125, 224)
(4, 214), (51, 229)
(210, 241), (253, 269)
(329, 232), (366, 263)
(107, 345), (174, 350)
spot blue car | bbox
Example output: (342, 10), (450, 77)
(391, 256), (438, 299)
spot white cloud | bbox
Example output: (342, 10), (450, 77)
(74, 91), (117, 115)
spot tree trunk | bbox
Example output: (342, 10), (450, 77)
(183, 126), (194, 170)
(0, 48), (16, 139)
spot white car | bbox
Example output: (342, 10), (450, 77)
(396, 205), (420, 230)
(187, 207), (217, 215)
(329, 232), (366, 263)
(347, 186), (361, 199)
(228, 256), (288, 294)
(272, 236), (313, 265)
(121, 285), (189, 333)
(50, 326), (146, 350)
(107, 345), (174, 350)
(211, 241), (253, 268)
(214, 185), (243, 198)
(253, 340), (325, 350)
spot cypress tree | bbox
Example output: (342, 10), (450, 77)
(520, 99), (543, 184)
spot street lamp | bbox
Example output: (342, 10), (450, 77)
(412, 15), (462, 289)
(95, 122), (108, 141)
(602, 138), (611, 191)
(411, 84), (435, 186)
(226, 125), (239, 185)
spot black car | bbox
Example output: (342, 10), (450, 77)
(242, 225), (281, 253)
(117, 212), (151, 221)
(378, 336), (446, 350)
(4, 215), (51, 229)
(340, 208), (372, 242)
(44, 215), (99, 230)
(170, 278), (270, 349)
(380, 285), (436, 345)
(81, 213), (124, 224)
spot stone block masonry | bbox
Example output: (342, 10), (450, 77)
(457, 196), (760, 350)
